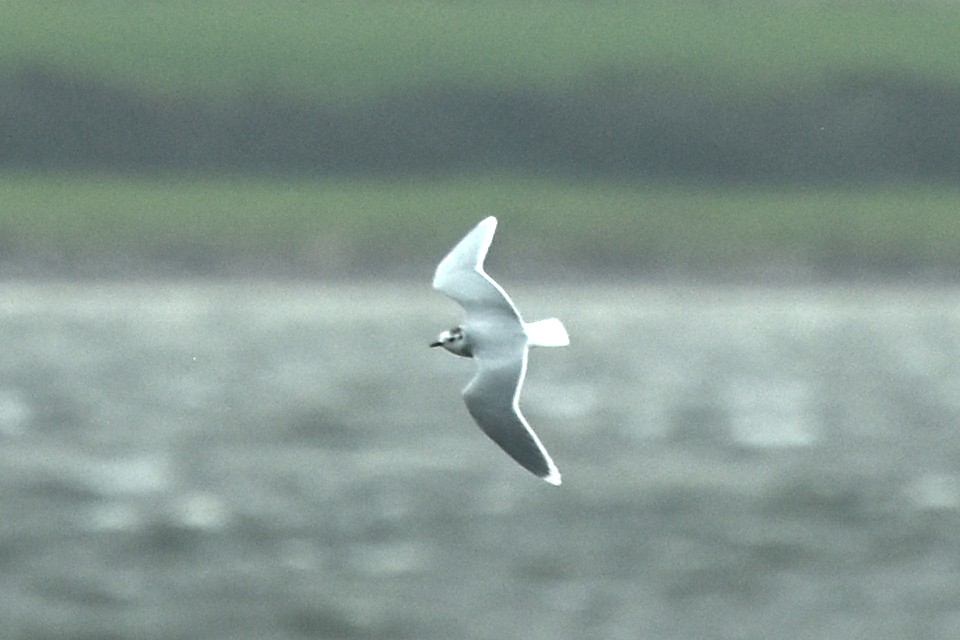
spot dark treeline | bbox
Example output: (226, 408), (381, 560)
(2, 67), (958, 182)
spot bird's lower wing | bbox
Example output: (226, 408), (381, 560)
(462, 352), (561, 485)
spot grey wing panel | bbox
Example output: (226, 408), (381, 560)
(462, 353), (555, 480)
(432, 218), (493, 297)
(437, 269), (518, 317)
(432, 217), (520, 318)
(433, 218), (493, 283)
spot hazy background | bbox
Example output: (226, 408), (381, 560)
(2, 2), (960, 639)
(2, 0), (959, 278)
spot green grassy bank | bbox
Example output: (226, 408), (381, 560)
(4, 174), (959, 278)
(2, 1), (958, 100)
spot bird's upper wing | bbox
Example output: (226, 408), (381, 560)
(432, 217), (521, 321)
(462, 347), (561, 485)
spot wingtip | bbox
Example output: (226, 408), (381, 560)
(542, 468), (562, 486)
(478, 216), (498, 234)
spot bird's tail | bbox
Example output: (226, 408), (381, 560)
(524, 318), (570, 347)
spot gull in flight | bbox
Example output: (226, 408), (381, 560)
(431, 216), (569, 485)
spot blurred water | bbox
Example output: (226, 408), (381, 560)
(1, 281), (959, 640)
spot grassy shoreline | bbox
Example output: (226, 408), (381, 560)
(2, 2), (958, 101)
(4, 174), (960, 279)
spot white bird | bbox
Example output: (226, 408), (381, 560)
(431, 216), (569, 485)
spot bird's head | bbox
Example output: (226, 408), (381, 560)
(430, 326), (472, 357)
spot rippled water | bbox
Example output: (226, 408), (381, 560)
(1, 281), (959, 639)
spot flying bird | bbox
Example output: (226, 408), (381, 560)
(431, 216), (569, 485)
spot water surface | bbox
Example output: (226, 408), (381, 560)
(1, 281), (958, 639)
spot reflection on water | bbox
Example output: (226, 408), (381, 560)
(1, 281), (959, 639)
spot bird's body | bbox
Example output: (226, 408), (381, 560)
(431, 216), (568, 485)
